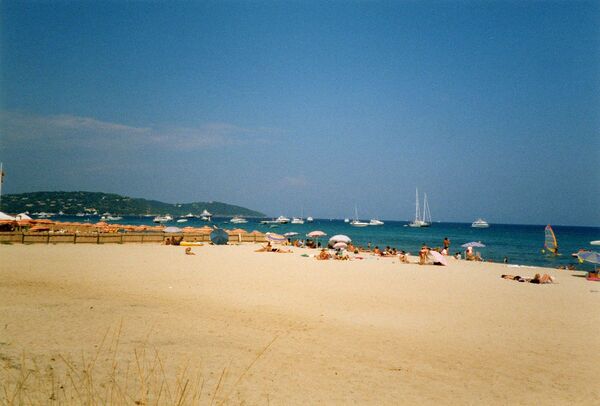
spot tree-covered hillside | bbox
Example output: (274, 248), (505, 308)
(1, 191), (265, 217)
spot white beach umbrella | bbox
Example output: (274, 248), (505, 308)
(164, 226), (183, 233)
(0, 211), (16, 221)
(15, 213), (32, 220)
(329, 234), (351, 244)
(427, 250), (448, 266)
(333, 242), (347, 249)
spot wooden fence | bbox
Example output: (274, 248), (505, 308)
(0, 232), (266, 245)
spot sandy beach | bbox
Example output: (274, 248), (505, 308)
(1, 243), (598, 404)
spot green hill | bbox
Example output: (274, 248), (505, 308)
(1, 191), (266, 217)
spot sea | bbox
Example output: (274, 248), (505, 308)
(50, 215), (600, 272)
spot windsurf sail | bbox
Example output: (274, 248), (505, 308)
(544, 225), (558, 255)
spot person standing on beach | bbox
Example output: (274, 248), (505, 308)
(443, 237), (450, 253)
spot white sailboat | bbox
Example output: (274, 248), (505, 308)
(291, 208), (305, 224)
(409, 188), (431, 228)
(350, 205), (369, 227)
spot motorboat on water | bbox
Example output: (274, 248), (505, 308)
(184, 212), (195, 218)
(408, 188), (431, 228)
(471, 218), (490, 228)
(101, 215), (123, 221)
(344, 218), (350, 223)
(177, 218), (188, 223)
(306, 216), (314, 223)
(230, 216), (248, 224)
(200, 209), (212, 221)
(369, 219), (384, 226)
(153, 214), (173, 223)
(276, 215), (290, 224)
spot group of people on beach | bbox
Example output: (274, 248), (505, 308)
(177, 234), (558, 285)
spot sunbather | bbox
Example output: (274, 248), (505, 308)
(501, 274), (555, 284)
(316, 249), (332, 260)
(419, 244), (429, 265)
(255, 242), (274, 252)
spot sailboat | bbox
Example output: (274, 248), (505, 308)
(200, 209), (212, 221)
(291, 207), (305, 224)
(350, 205), (369, 227)
(543, 225), (559, 255)
(408, 188), (431, 228)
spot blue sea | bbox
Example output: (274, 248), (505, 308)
(51, 215), (600, 271)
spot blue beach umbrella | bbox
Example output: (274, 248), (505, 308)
(210, 228), (229, 245)
(578, 251), (600, 271)
(461, 241), (486, 248)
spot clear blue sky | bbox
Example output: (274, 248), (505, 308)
(1, 1), (598, 226)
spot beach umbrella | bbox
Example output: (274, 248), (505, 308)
(306, 230), (327, 246)
(329, 234), (351, 244)
(15, 213), (32, 220)
(0, 211), (16, 221)
(427, 250), (448, 266)
(210, 228), (229, 245)
(461, 241), (486, 248)
(164, 226), (183, 233)
(265, 232), (287, 244)
(578, 251), (600, 272)
(333, 242), (347, 249)
(577, 251), (600, 264)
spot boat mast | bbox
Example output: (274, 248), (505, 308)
(423, 193), (431, 224)
(415, 188), (420, 222)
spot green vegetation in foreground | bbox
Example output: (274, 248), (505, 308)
(1, 191), (266, 217)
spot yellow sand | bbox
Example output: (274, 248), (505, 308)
(1, 243), (598, 404)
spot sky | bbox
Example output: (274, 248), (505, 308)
(1, 0), (598, 226)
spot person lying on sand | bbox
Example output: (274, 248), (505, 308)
(316, 249), (332, 260)
(255, 242), (292, 253)
(185, 247), (195, 255)
(398, 250), (410, 263)
(501, 274), (555, 284)
(255, 242), (274, 252)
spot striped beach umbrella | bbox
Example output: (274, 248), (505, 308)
(265, 232), (287, 244)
